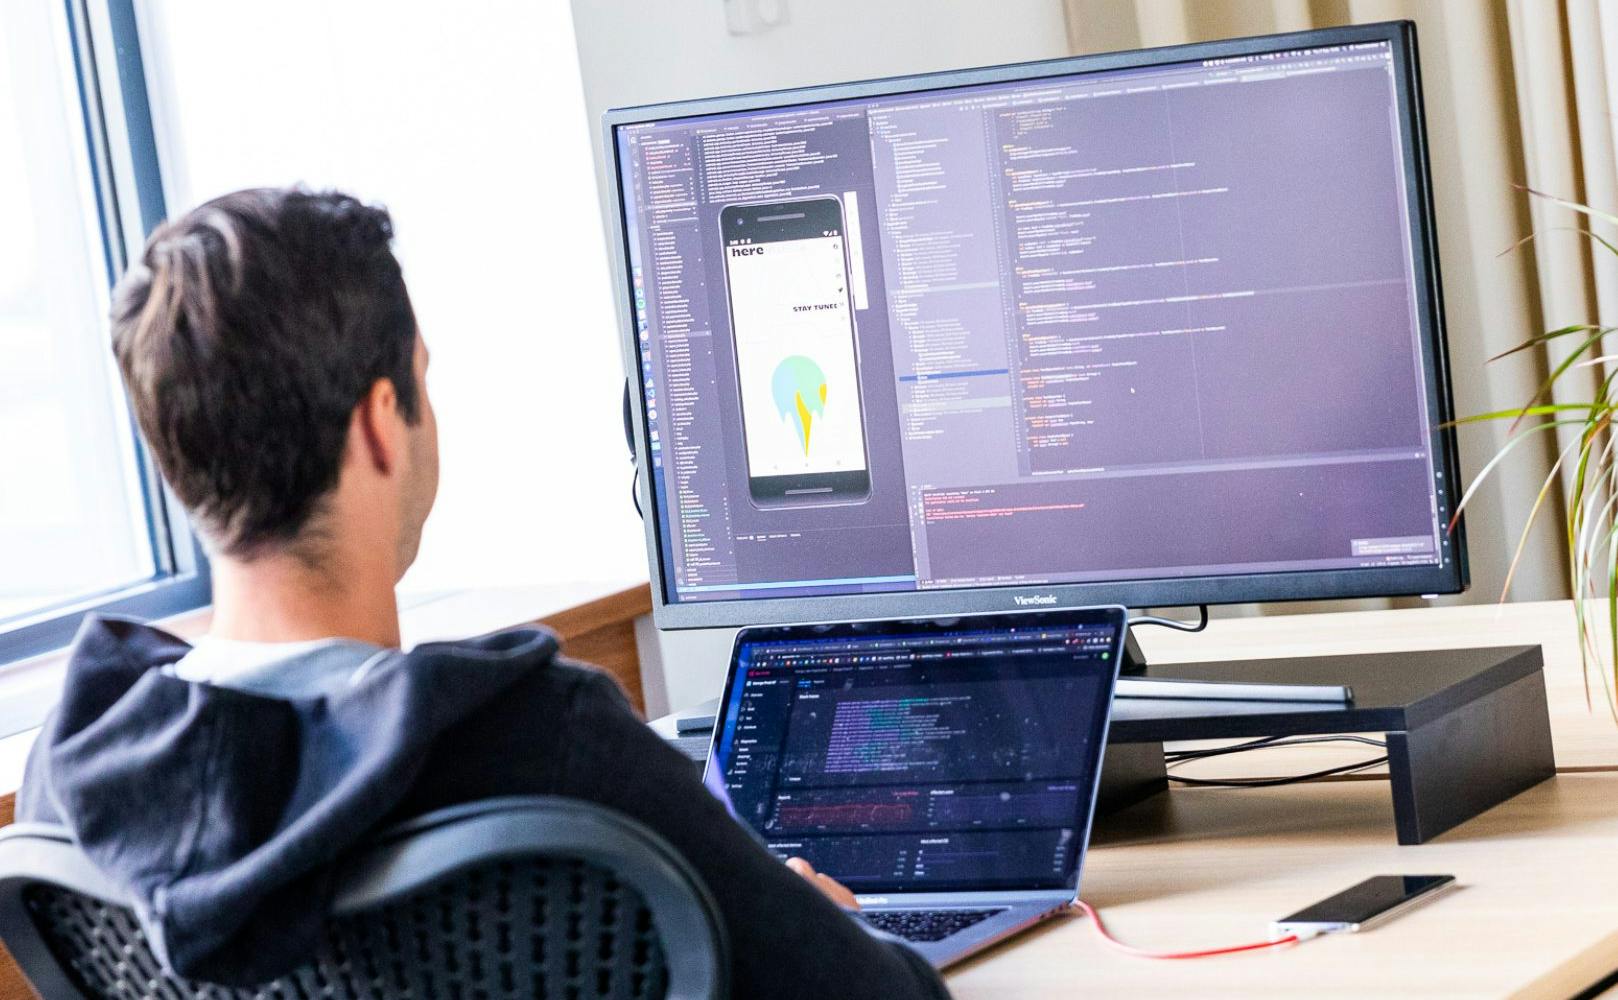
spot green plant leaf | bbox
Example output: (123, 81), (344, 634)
(1447, 419), (1593, 532)
(1498, 225), (1618, 263)
(1500, 434), (1583, 601)
(1510, 328), (1611, 432)
(1445, 403), (1601, 426)
(1519, 184), (1618, 227)
(1486, 324), (1604, 365)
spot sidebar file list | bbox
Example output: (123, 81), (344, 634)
(628, 133), (739, 593)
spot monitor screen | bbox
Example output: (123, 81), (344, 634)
(608, 23), (1465, 627)
(705, 609), (1123, 892)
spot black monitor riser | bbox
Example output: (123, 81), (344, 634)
(1096, 644), (1555, 844)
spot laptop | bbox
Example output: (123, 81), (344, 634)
(703, 605), (1127, 968)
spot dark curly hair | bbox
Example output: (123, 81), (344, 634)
(111, 187), (419, 558)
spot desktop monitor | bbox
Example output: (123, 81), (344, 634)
(605, 20), (1466, 630)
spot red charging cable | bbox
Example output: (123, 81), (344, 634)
(1074, 901), (1302, 959)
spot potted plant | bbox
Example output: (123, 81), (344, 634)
(1456, 188), (1618, 720)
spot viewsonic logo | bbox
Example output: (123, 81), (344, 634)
(1014, 593), (1058, 607)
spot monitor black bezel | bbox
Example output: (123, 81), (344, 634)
(603, 20), (1468, 630)
(703, 605), (1127, 893)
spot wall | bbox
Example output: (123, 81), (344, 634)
(134, 1), (649, 604)
(570, 0), (1073, 713)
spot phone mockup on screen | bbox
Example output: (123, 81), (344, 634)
(720, 196), (871, 508)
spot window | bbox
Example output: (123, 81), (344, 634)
(0, 0), (208, 688)
(137, 2), (650, 599)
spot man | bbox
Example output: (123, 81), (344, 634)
(18, 188), (948, 997)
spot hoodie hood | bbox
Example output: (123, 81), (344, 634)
(23, 616), (559, 985)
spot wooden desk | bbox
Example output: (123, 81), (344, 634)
(4, 596), (1617, 997)
(949, 774), (1618, 999)
(946, 599), (1618, 998)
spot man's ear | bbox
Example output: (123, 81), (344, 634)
(354, 376), (401, 475)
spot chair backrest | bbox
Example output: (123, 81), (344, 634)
(0, 796), (728, 1000)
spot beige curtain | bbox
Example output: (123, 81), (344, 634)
(1062, 0), (1618, 609)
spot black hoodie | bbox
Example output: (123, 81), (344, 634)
(18, 616), (948, 997)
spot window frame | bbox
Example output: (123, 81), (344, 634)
(0, 0), (210, 668)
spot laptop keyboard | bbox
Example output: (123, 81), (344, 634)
(859, 908), (1005, 942)
(670, 733), (712, 763)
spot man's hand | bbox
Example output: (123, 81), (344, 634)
(786, 857), (861, 911)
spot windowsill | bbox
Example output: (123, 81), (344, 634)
(0, 577), (647, 799)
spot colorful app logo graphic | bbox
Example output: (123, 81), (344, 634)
(771, 355), (828, 455)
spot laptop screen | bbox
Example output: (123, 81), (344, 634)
(705, 608), (1124, 893)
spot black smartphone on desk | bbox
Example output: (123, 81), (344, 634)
(1274, 875), (1456, 937)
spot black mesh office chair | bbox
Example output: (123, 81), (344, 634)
(0, 796), (728, 999)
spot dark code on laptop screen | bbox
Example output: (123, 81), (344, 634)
(712, 623), (1116, 892)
